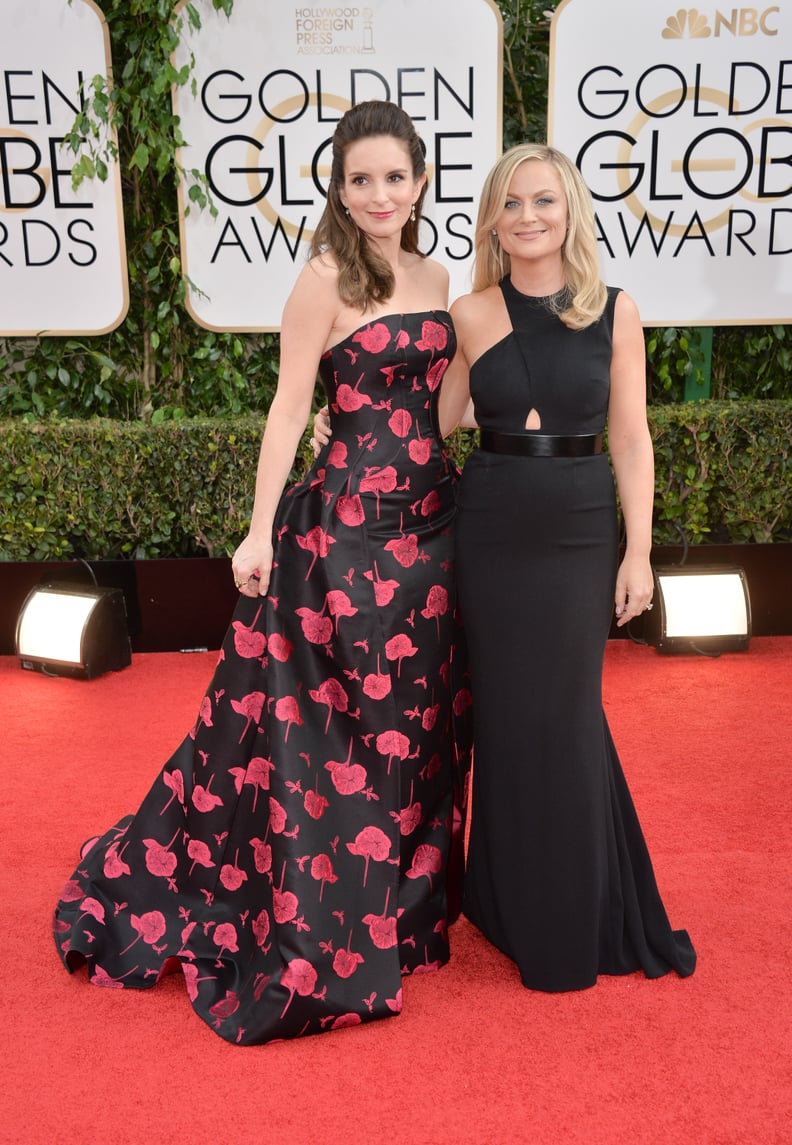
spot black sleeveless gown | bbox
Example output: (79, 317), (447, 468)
(53, 311), (473, 1044)
(456, 278), (695, 991)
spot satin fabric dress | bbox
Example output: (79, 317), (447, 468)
(457, 278), (695, 991)
(54, 311), (473, 1044)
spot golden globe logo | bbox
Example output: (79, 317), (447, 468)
(172, 0), (502, 331)
(549, 0), (791, 323)
(662, 7), (781, 38)
(2, 0), (128, 336)
(0, 81), (98, 272)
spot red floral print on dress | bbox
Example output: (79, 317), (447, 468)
(415, 320), (448, 352)
(51, 312), (472, 1047)
(353, 322), (392, 354)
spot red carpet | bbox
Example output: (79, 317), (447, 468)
(2, 639), (790, 1145)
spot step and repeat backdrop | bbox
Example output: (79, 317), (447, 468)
(550, 0), (791, 324)
(2, 0), (129, 335)
(2, 0), (789, 334)
(172, 0), (503, 330)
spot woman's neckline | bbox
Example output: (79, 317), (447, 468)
(503, 274), (568, 304)
(324, 309), (451, 354)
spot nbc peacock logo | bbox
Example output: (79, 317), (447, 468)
(661, 7), (780, 38)
(662, 9), (711, 37)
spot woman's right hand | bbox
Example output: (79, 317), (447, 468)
(231, 534), (273, 597)
(310, 405), (333, 457)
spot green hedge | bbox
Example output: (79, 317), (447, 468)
(1, 401), (789, 561)
(649, 401), (791, 544)
(0, 419), (264, 560)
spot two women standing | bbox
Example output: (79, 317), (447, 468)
(53, 105), (694, 1048)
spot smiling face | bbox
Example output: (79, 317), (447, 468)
(339, 134), (425, 242)
(493, 158), (569, 269)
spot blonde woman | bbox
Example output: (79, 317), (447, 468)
(441, 143), (695, 990)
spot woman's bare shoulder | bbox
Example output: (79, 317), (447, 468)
(612, 289), (644, 342)
(398, 252), (449, 306)
(613, 288), (639, 317)
(451, 284), (502, 320)
(450, 286), (508, 354)
(301, 250), (340, 282)
(421, 254), (450, 292)
(282, 255), (342, 334)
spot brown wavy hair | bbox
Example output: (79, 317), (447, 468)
(310, 100), (428, 310)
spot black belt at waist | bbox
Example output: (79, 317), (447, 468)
(479, 429), (603, 457)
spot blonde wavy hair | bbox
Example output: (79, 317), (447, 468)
(473, 143), (607, 329)
(310, 100), (428, 311)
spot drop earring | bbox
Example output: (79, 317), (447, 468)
(410, 203), (416, 223)
(345, 207), (350, 218)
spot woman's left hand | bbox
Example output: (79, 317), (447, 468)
(614, 552), (654, 627)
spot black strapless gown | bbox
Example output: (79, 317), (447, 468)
(53, 311), (472, 1044)
(457, 278), (695, 991)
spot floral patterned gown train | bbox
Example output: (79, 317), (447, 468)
(53, 311), (472, 1046)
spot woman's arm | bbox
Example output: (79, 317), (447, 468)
(607, 290), (655, 626)
(457, 398), (479, 430)
(437, 351), (473, 437)
(437, 296), (475, 437)
(232, 261), (339, 597)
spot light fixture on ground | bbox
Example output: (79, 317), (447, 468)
(649, 565), (751, 655)
(15, 582), (132, 679)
